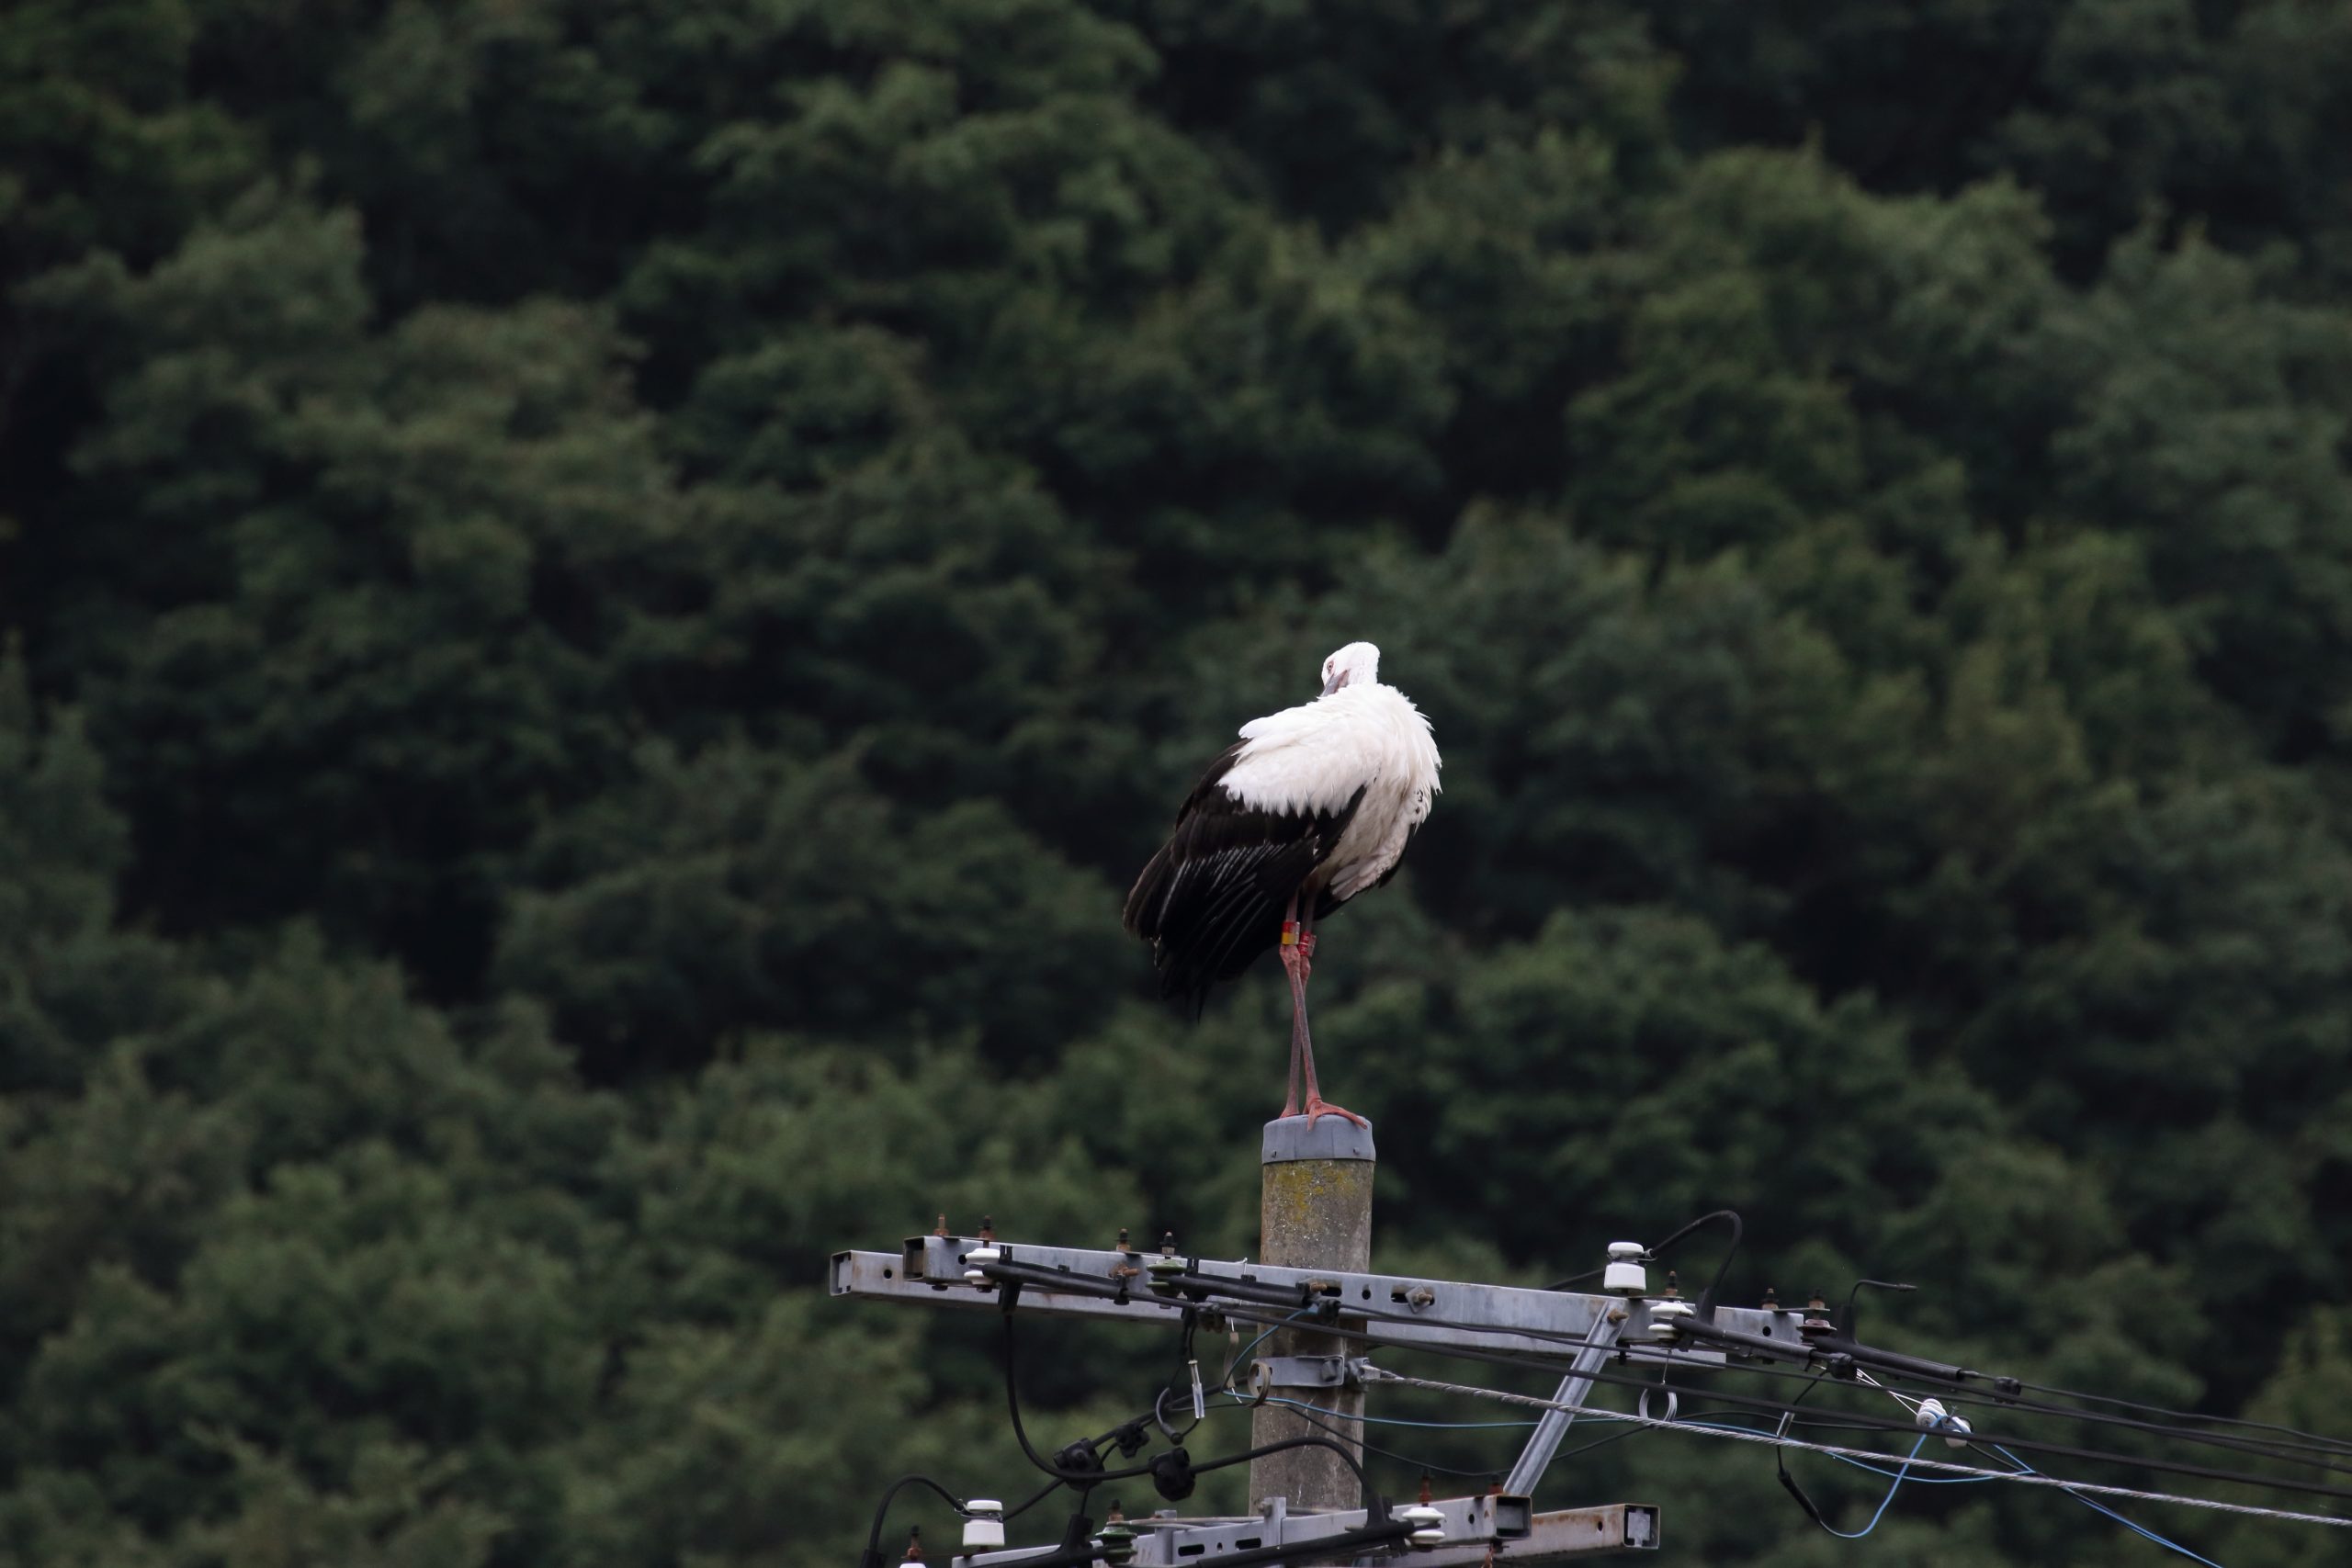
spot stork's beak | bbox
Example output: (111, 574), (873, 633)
(1321, 671), (1346, 696)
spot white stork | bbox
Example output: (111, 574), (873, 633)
(1124, 641), (1441, 1126)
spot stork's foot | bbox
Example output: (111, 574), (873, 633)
(1299, 1097), (1370, 1129)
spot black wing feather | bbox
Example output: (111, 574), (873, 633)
(1125, 743), (1365, 1014)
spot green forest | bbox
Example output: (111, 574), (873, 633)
(6, 0), (2352, 1562)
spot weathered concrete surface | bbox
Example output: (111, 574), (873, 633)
(1247, 1116), (1374, 1513)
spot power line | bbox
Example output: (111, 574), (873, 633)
(966, 1248), (2352, 1484)
(1301, 1288), (2352, 1483)
(2000, 1374), (2352, 1461)
(1204, 1302), (2352, 1507)
(1826, 1359), (2352, 1478)
(1991, 1444), (2226, 1568)
(1363, 1367), (2352, 1532)
(853, 1236), (2352, 1561)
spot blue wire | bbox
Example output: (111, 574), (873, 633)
(1221, 1310), (1317, 1388)
(1227, 1382), (1993, 1510)
(1814, 1434), (1928, 1539)
(1822, 1452), (1996, 1485)
(1242, 1386), (2213, 1563)
(1655, 1416), (1987, 1483)
(1991, 1446), (2227, 1568)
(1620, 1414), (1982, 1484)
(1238, 1401), (2004, 1475)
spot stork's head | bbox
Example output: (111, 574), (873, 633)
(1320, 641), (1381, 696)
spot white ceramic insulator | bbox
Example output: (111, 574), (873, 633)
(1915, 1398), (1973, 1450)
(962, 1517), (1006, 1550)
(1604, 1258), (1648, 1294)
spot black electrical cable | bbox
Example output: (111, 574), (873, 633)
(1001, 1301), (1371, 1495)
(1771, 1371), (1833, 1527)
(1162, 1264), (2352, 1483)
(1651, 1315), (2352, 1482)
(1556, 1287), (2352, 1483)
(1206, 1277), (2352, 1486)
(1004, 1311), (1166, 1484)
(992, 1512), (1411, 1568)
(1837, 1361), (2352, 1480)
(1546, 1210), (1744, 1309)
(861, 1474), (970, 1568)
(2002, 1374), (2352, 1458)
(1153, 1308), (1211, 1443)
(1652, 1209), (1743, 1319)
(1838, 1278), (1915, 1347)
(1322, 1288), (2352, 1483)
(967, 1242), (2352, 1476)
(977, 1257), (2352, 1493)
(1267, 1390), (1782, 1479)
(1544, 1266), (1604, 1291)
(1204, 1303), (2352, 1507)
(1673, 1326), (2352, 1482)
(1672, 1342), (2352, 1480)
(1266, 1397), (1513, 1478)
(1188, 1433), (1371, 1489)
(1001, 1477), (1066, 1524)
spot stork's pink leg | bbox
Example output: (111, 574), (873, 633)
(1287, 904), (1368, 1129)
(1278, 895), (1305, 1119)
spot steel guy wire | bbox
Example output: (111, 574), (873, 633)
(1201, 1302), (2352, 1505)
(1359, 1367), (2352, 1532)
(1300, 1292), (2352, 1481)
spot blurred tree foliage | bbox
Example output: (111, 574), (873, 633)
(4, 1), (2352, 1562)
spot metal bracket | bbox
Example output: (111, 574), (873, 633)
(1247, 1354), (1359, 1398)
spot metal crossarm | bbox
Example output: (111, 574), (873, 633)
(955, 1496), (1660, 1564)
(831, 1234), (1814, 1366)
(832, 1231), (1703, 1562)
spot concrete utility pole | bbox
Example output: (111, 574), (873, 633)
(833, 1224), (1673, 1561)
(1247, 1115), (1375, 1513)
